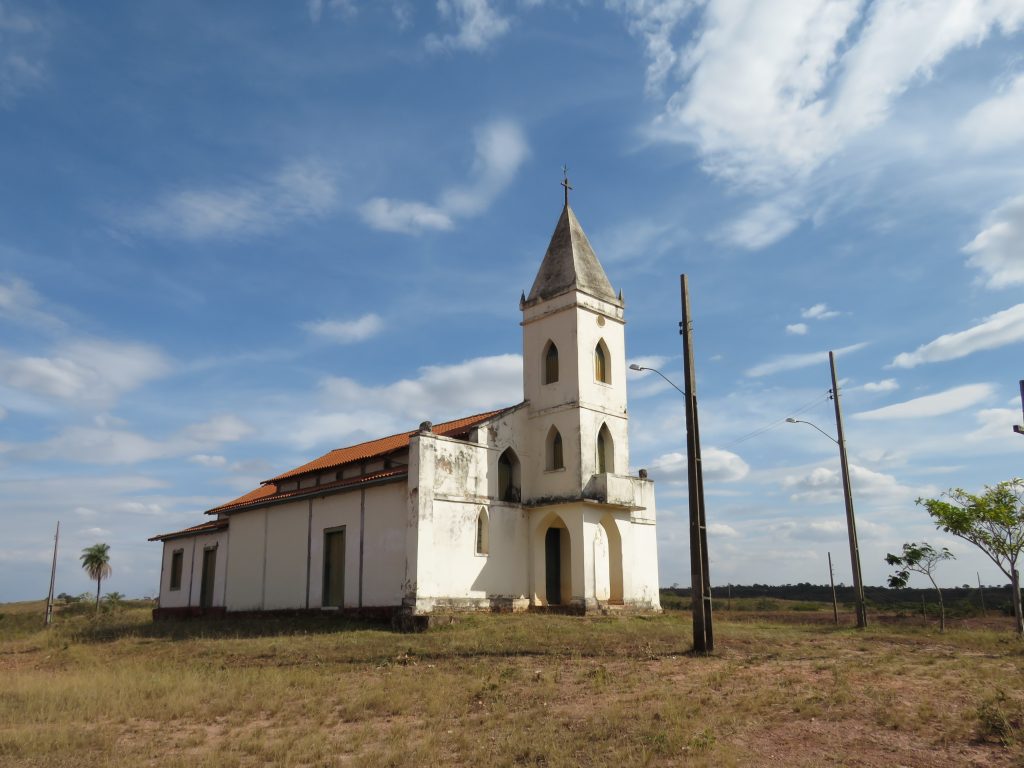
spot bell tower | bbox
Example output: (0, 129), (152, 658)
(520, 179), (629, 502)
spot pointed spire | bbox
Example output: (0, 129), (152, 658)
(525, 182), (617, 306)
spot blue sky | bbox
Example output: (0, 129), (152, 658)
(2, 0), (1023, 602)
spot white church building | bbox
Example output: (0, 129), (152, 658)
(151, 194), (661, 618)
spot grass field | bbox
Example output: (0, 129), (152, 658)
(2, 599), (1022, 767)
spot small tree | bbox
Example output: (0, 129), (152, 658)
(918, 479), (1024, 635)
(80, 543), (112, 615)
(885, 542), (955, 631)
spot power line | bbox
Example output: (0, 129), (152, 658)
(720, 391), (831, 449)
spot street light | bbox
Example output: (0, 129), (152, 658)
(629, 363), (687, 396)
(629, 350), (713, 653)
(785, 397), (867, 629)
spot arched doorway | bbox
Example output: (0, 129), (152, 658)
(536, 514), (571, 606)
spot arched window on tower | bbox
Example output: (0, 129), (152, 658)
(475, 508), (489, 555)
(498, 448), (521, 502)
(543, 341), (559, 384)
(595, 340), (610, 384)
(547, 426), (564, 471)
(597, 423), (614, 474)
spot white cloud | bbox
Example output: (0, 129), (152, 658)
(639, 1), (1024, 189)
(14, 414), (253, 465)
(957, 73), (1024, 153)
(609, 0), (700, 96)
(189, 454), (227, 468)
(859, 378), (898, 393)
(0, 405), (5, 420)
(783, 463), (920, 504)
(746, 341), (866, 377)
(962, 195), (1024, 289)
(0, 1), (47, 106)
(891, 303), (1024, 368)
(854, 383), (994, 421)
(308, 0), (358, 23)
(718, 198), (802, 249)
(425, 0), (510, 52)
(649, 447), (750, 483)
(801, 303), (839, 320)
(0, 339), (172, 406)
(290, 353), (524, 449)
(707, 522), (739, 537)
(0, 276), (65, 331)
(360, 120), (528, 234)
(786, 323), (808, 336)
(302, 313), (384, 344)
(966, 407), (1022, 446)
(129, 160), (337, 240)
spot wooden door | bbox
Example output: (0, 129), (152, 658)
(323, 529), (345, 608)
(200, 547), (216, 609)
(545, 528), (561, 605)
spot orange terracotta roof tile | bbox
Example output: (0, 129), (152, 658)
(201, 407), (513, 518)
(148, 518), (228, 542)
(268, 407), (512, 482)
(207, 467), (407, 515)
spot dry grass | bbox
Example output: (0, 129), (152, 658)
(1, 600), (1023, 767)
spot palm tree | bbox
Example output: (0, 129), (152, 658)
(80, 543), (112, 614)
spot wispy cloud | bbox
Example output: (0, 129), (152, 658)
(425, 0), (510, 52)
(0, 276), (65, 332)
(291, 353), (523, 449)
(957, 72), (1024, 154)
(890, 303), (1024, 368)
(302, 313), (384, 344)
(128, 160), (337, 240)
(717, 198), (802, 249)
(962, 195), (1024, 289)
(360, 119), (528, 234)
(0, 339), (172, 407)
(859, 378), (898, 393)
(746, 341), (866, 378)
(650, 447), (750, 483)
(801, 303), (839, 320)
(308, 0), (358, 23)
(0, 1), (47, 106)
(786, 323), (807, 336)
(853, 383), (994, 421)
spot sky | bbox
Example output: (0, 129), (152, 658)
(1, 0), (1023, 602)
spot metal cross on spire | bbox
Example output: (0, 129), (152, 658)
(561, 165), (572, 208)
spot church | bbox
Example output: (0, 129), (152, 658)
(150, 191), (661, 618)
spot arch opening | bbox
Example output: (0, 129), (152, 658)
(546, 426), (564, 471)
(543, 341), (559, 384)
(475, 508), (489, 555)
(595, 339), (610, 384)
(597, 423), (614, 474)
(498, 448), (521, 502)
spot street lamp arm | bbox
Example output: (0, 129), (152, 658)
(629, 364), (688, 397)
(786, 417), (838, 445)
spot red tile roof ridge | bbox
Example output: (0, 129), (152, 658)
(207, 466), (408, 516)
(265, 406), (515, 483)
(148, 518), (228, 542)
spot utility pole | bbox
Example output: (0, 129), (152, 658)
(977, 572), (987, 617)
(828, 551), (839, 626)
(44, 521), (59, 627)
(830, 351), (867, 628)
(681, 274), (713, 653)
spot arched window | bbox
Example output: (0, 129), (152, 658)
(547, 427), (564, 471)
(476, 508), (489, 555)
(595, 340), (610, 383)
(597, 423), (614, 474)
(543, 341), (559, 384)
(498, 448), (521, 502)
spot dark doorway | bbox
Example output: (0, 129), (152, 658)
(545, 527), (562, 605)
(199, 547), (216, 609)
(323, 528), (345, 608)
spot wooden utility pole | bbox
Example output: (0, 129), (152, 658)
(978, 572), (987, 617)
(830, 351), (867, 628)
(44, 521), (59, 627)
(828, 551), (839, 626)
(681, 274), (713, 653)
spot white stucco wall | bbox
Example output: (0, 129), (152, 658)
(224, 508), (267, 611)
(158, 530), (227, 609)
(263, 500), (309, 610)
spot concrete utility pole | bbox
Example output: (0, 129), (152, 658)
(830, 351), (867, 628)
(44, 521), (59, 627)
(680, 274), (713, 653)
